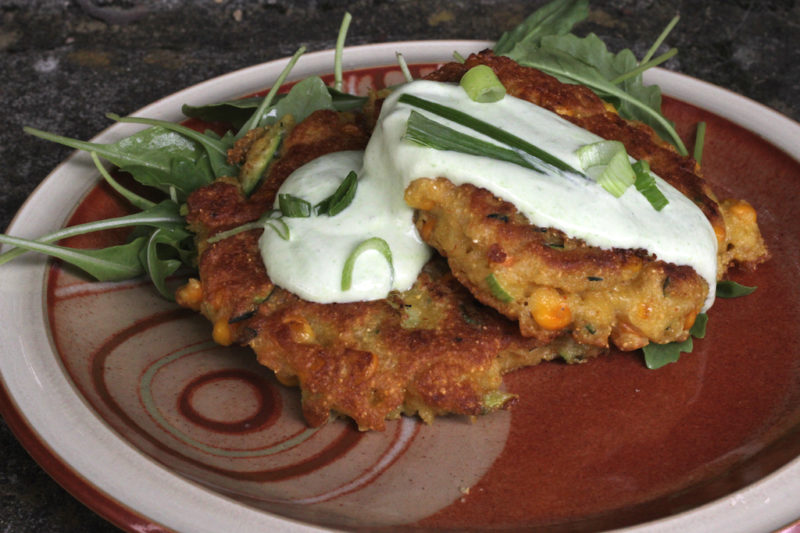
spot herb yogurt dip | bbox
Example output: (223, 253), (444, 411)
(259, 80), (718, 309)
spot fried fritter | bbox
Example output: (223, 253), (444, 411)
(178, 109), (599, 431)
(405, 51), (768, 350)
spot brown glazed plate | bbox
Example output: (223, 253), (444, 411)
(0, 41), (799, 532)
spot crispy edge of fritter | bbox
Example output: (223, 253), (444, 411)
(406, 178), (707, 351)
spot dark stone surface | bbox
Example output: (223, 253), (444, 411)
(0, 1), (798, 531)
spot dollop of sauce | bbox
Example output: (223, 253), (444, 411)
(259, 150), (431, 303)
(261, 80), (718, 309)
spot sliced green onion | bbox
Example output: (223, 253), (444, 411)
(694, 121), (707, 164)
(460, 65), (506, 103)
(405, 111), (546, 173)
(485, 273), (513, 302)
(716, 280), (757, 298)
(341, 237), (394, 291)
(395, 52), (413, 83)
(398, 93), (582, 174)
(278, 194), (312, 218)
(632, 160), (669, 211)
(452, 51), (466, 64)
(576, 140), (635, 197)
(333, 12), (353, 92)
(316, 170), (358, 216)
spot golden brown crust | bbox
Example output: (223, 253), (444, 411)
(406, 178), (707, 350)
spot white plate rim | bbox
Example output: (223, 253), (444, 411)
(0, 39), (798, 533)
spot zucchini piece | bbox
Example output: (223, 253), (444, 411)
(239, 116), (294, 195)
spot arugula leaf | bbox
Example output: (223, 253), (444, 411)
(269, 76), (335, 126)
(495, 0), (688, 155)
(0, 233), (147, 281)
(505, 44), (687, 155)
(716, 280), (757, 298)
(690, 312), (708, 338)
(494, 0), (588, 55)
(0, 201), (184, 267)
(24, 125), (215, 200)
(91, 151), (155, 210)
(181, 89), (366, 129)
(642, 312), (708, 369)
(182, 96), (263, 128)
(539, 33), (683, 154)
(138, 225), (194, 300)
(643, 337), (693, 370)
(106, 113), (238, 179)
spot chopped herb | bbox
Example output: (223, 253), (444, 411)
(265, 217), (290, 241)
(632, 159), (669, 211)
(399, 93), (582, 174)
(485, 273), (514, 302)
(278, 194), (312, 218)
(587, 276), (603, 281)
(316, 170), (358, 216)
(405, 111), (548, 174)
(487, 213), (510, 222)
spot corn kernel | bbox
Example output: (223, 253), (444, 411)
(212, 319), (233, 346)
(529, 287), (572, 330)
(284, 316), (315, 344)
(175, 278), (203, 310)
(729, 200), (757, 224)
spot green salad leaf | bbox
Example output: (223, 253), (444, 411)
(181, 88), (366, 129)
(494, 0), (588, 55)
(0, 233), (148, 281)
(716, 280), (757, 298)
(495, 0), (687, 155)
(643, 313), (708, 369)
(24, 125), (215, 200)
(270, 76), (335, 126)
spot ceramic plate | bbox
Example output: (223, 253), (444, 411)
(1, 41), (799, 533)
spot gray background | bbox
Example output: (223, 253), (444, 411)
(1, 0), (798, 531)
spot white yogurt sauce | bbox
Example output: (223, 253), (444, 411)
(259, 150), (431, 303)
(261, 80), (718, 310)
